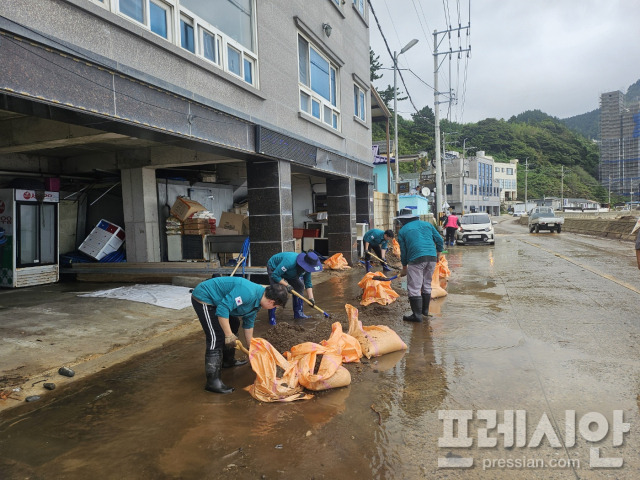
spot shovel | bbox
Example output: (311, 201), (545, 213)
(364, 251), (395, 270)
(370, 274), (399, 282)
(290, 289), (330, 318)
(229, 255), (246, 276)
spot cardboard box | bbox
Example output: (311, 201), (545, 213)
(219, 212), (248, 235)
(170, 197), (207, 222)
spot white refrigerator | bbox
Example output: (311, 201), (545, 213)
(0, 189), (59, 288)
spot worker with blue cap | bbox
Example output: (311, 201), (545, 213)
(266, 250), (323, 323)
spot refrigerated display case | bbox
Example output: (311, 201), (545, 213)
(0, 189), (59, 288)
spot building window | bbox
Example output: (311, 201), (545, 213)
(353, 0), (365, 15)
(507, 168), (513, 175)
(354, 85), (366, 121)
(298, 34), (340, 130)
(180, 15), (195, 52)
(495, 166), (499, 172)
(109, 0), (258, 87)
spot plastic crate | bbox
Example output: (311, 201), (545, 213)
(79, 219), (125, 261)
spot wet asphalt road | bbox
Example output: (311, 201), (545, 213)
(1, 217), (640, 479)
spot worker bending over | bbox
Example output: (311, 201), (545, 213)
(362, 228), (394, 272)
(191, 277), (288, 394)
(267, 251), (323, 323)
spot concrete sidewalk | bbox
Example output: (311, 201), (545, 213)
(0, 270), (341, 412)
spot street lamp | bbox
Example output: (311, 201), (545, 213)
(393, 38), (418, 203)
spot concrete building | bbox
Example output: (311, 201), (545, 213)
(0, 0), (374, 272)
(599, 90), (640, 198)
(444, 150), (500, 216)
(494, 159), (518, 203)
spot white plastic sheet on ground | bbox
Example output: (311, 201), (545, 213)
(78, 284), (192, 310)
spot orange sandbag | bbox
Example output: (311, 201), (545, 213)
(288, 341), (351, 391)
(358, 272), (400, 306)
(345, 304), (407, 359)
(390, 238), (401, 257)
(431, 256), (450, 298)
(244, 338), (313, 402)
(321, 321), (363, 363)
(324, 253), (351, 270)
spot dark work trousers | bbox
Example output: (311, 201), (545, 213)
(365, 244), (383, 261)
(445, 227), (457, 244)
(191, 296), (241, 352)
(267, 265), (305, 295)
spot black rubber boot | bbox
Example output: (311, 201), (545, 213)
(223, 345), (248, 368)
(421, 293), (431, 318)
(204, 349), (234, 394)
(403, 296), (423, 322)
(365, 260), (372, 273)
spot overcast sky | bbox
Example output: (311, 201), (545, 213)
(369, 0), (640, 124)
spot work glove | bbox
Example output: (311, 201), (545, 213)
(224, 333), (238, 346)
(308, 298), (315, 308)
(285, 285), (293, 294)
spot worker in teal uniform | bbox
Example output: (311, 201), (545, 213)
(267, 251), (323, 323)
(362, 228), (394, 272)
(397, 216), (444, 322)
(191, 277), (289, 394)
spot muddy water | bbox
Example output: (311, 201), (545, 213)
(2, 223), (640, 479)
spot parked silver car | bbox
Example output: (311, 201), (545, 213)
(455, 213), (495, 245)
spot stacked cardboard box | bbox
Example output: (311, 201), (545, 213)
(170, 197), (207, 222)
(183, 216), (216, 235)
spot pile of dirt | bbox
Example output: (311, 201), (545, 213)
(261, 296), (409, 354)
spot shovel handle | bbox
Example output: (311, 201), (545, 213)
(230, 255), (246, 276)
(366, 251), (391, 267)
(290, 289), (330, 317)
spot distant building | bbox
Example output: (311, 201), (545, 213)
(599, 91), (640, 197)
(494, 159), (518, 202)
(444, 150), (501, 216)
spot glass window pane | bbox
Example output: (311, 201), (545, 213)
(298, 36), (309, 86)
(312, 99), (320, 119)
(353, 86), (359, 116)
(228, 46), (241, 76)
(310, 48), (330, 101)
(203, 31), (217, 62)
(181, 19), (195, 52)
(324, 105), (332, 125)
(330, 68), (336, 106)
(333, 113), (338, 129)
(300, 91), (310, 113)
(359, 91), (365, 119)
(150, 2), (168, 38)
(243, 58), (253, 84)
(120, 0), (144, 23)
(183, 0), (254, 51)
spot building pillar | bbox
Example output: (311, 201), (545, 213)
(355, 181), (374, 229)
(247, 159), (294, 266)
(121, 167), (161, 262)
(327, 177), (357, 265)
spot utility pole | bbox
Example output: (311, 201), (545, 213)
(433, 25), (470, 224)
(608, 174), (611, 209)
(561, 165), (564, 210)
(524, 157), (529, 213)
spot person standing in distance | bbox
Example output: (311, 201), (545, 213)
(362, 228), (395, 272)
(397, 215), (444, 322)
(443, 209), (461, 246)
(191, 277), (288, 394)
(267, 251), (323, 323)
